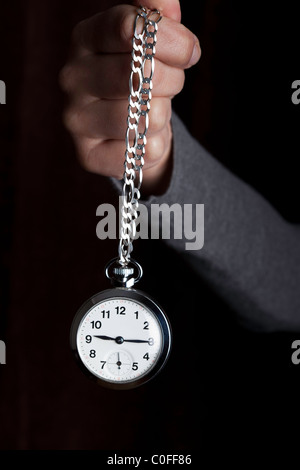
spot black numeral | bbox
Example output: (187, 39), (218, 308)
(148, 337), (154, 346)
(134, 311), (139, 319)
(100, 361), (106, 369)
(143, 353), (149, 361)
(132, 362), (138, 371)
(90, 320), (102, 329)
(101, 310), (110, 319)
(89, 349), (96, 358)
(115, 306), (126, 315)
(85, 335), (92, 343)
(143, 321), (149, 330)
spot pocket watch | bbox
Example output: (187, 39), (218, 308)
(70, 259), (171, 390)
(70, 7), (172, 389)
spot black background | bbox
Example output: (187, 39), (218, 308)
(0, 0), (299, 461)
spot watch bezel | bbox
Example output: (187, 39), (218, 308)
(70, 287), (172, 390)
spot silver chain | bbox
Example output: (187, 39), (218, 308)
(118, 6), (162, 266)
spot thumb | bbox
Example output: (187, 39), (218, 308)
(132, 0), (181, 22)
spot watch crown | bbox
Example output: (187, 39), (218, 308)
(105, 258), (143, 288)
(111, 265), (135, 287)
(113, 266), (134, 277)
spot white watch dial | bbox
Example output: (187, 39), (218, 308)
(76, 297), (163, 384)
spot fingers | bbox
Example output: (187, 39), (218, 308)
(73, 124), (172, 180)
(72, 4), (200, 68)
(61, 54), (185, 100)
(63, 97), (172, 140)
(61, 2), (201, 192)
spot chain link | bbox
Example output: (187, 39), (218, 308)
(118, 6), (162, 265)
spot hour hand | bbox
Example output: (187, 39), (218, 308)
(93, 335), (115, 341)
(94, 335), (124, 345)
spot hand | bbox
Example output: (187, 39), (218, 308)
(60, 0), (201, 194)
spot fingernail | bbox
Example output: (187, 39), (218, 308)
(188, 37), (201, 67)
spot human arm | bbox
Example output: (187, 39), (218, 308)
(60, 1), (300, 332)
(154, 112), (300, 332)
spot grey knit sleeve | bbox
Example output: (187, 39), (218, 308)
(137, 112), (300, 332)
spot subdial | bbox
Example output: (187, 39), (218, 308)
(106, 350), (133, 377)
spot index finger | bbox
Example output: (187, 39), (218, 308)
(72, 4), (200, 69)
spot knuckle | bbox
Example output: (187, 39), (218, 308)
(154, 65), (185, 98)
(79, 142), (123, 179)
(62, 106), (81, 134)
(173, 69), (185, 95)
(147, 132), (166, 161)
(181, 33), (196, 67)
(59, 64), (74, 92)
(150, 100), (171, 133)
(59, 58), (87, 95)
(118, 8), (132, 47)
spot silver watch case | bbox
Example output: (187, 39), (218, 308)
(70, 287), (172, 390)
